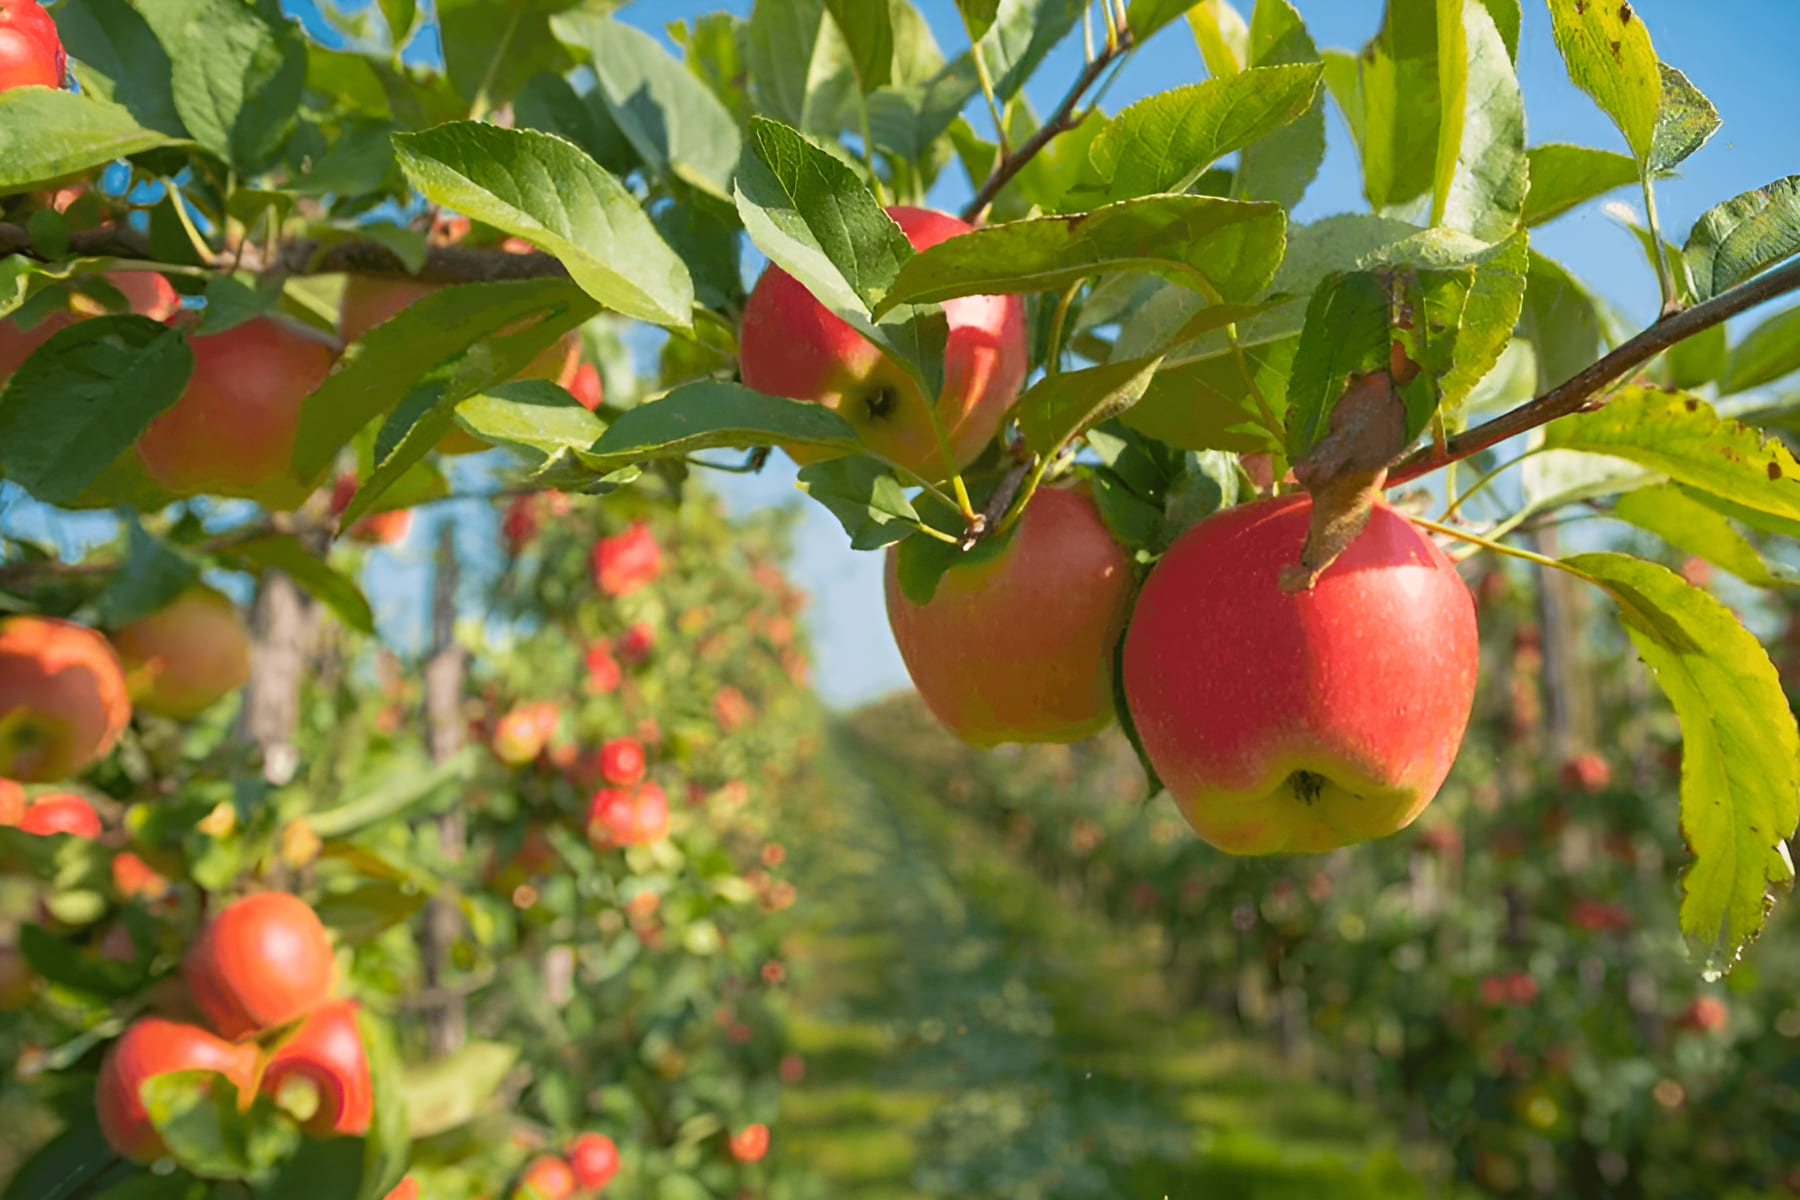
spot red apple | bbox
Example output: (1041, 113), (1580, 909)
(0, 616), (132, 782)
(598, 737), (645, 786)
(261, 999), (372, 1137)
(17, 791), (100, 837)
(111, 851), (170, 901)
(0, 777), (22, 824)
(384, 1179), (420, 1200)
(566, 1132), (620, 1190)
(515, 1155), (577, 1200)
(1557, 752), (1612, 793)
(618, 622), (655, 665)
(590, 523), (662, 596)
(110, 586), (252, 721)
(713, 686), (754, 732)
(587, 782), (669, 849)
(583, 642), (622, 694)
(136, 316), (339, 509)
(568, 361), (603, 411)
(184, 891), (337, 1040)
(0, 0), (62, 91)
(492, 701), (560, 767)
(884, 485), (1133, 746)
(96, 1017), (261, 1163)
(0, 272), (179, 380)
(740, 206), (1027, 480)
(727, 1123), (770, 1164)
(1123, 495), (1478, 855)
(1676, 995), (1728, 1033)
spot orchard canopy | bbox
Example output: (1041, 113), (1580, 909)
(1, 0), (1799, 1196)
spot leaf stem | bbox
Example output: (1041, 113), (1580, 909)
(1387, 255), (1800, 487)
(1045, 280), (1083, 376)
(971, 42), (1008, 155)
(1641, 173), (1681, 317)
(163, 183), (216, 266)
(1404, 512), (1581, 578)
(1438, 445), (1540, 521)
(961, 23), (1133, 223)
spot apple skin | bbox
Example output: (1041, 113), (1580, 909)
(261, 999), (372, 1137)
(586, 782), (669, 849)
(96, 1017), (262, 1163)
(598, 737), (646, 786)
(17, 791), (101, 837)
(184, 891), (337, 1040)
(0, 0), (63, 91)
(728, 1123), (770, 1164)
(515, 1155), (578, 1200)
(136, 316), (340, 509)
(338, 276), (581, 455)
(590, 523), (662, 597)
(110, 586), (252, 721)
(1122, 495), (1478, 855)
(492, 701), (560, 767)
(0, 272), (178, 378)
(383, 1179), (420, 1200)
(884, 485), (1133, 747)
(0, 616), (132, 782)
(740, 206), (1027, 481)
(567, 1132), (620, 1190)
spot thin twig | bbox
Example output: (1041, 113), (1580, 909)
(960, 27), (1133, 223)
(1387, 255), (1800, 487)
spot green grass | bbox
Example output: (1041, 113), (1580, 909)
(775, 731), (1461, 1200)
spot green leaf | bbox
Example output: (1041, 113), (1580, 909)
(581, 381), (860, 473)
(1433, 0), (1526, 241)
(307, 747), (479, 839)
(1649, 62), (1721, 175)
(55, 0), (188, 138)
(292, 279), (599, 482)
(746, 0), (858, 139)
(1561, 552), (1798, 974)
(315, 882), (425, 942)
(552, 13), (743, 199)
(1018, 355), (1165, 457)
(137, 0), (305, 169)
(1545, 0), (1661, 165)
(1611, 484), (1799, 588)
(357, 1010), (410, 1200)
(1663, 321), (1727, 390)
(141, 1072), (252, 1179)
(196, 273), (282, 336)
(453, 380), (606, 463)
(1123, 337), (1293, 454)
(392, 123), (694, 330)
(512, 72), (638, 177)
(1722, 305), (1800, 395)
(1522, 143), (1639, 226)
(977, 0), (1085, 102)
(1125, 0), (1199, 39)
(877, 195), (1287, 313)
(436, 0), (564, 109)
(260, 1138), (366, 1200)
(824, 0), (894, 89)
(379, 0), (416, 44)
(0, 316), (192, 506)
(1683, 175), (1800, 302)
(1357, 0), (1444, 212)
(954, 0), (1002, 40)
(1187, 1), (1248, 77)
(1234, 0), (1327, 212)
(224, 535), (374, 635)
(18, 923), (141, 997)
(1438, 232), (1529, 416)
(92, 523), (199, 628)
(399, 1041), (519, 1139)
(1074, 64), (1324, 205)
(893, 523), (1011, 606)
(1542, 387), (1800, 522)
(0, 90), (179, 194)
(1519, 249), (1602, 391)
(1283, 271), (1395, 460)
(1, 1121), (140, 1200)
(797, 457), (921, 549)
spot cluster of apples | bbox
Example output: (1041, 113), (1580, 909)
(508, 1131), (622, 1199)
(97, 892), (372, 1162)
(740, 206), (1480, 855)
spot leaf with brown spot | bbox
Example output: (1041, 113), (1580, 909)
(1280, 370), (1408, 592)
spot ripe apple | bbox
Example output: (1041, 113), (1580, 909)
(590, 523), (662, 596)
(1122, 495), (1478, 855)
(492, 701), (560, 767)
(184, 891), (337, 1040)
(713, 686), (754, 732)
(0, 777), (22, 824)
(109, 586), (252, 721)
(0, 0), (62, 91)
(17, 791), (101, 837)
(567, 1132), (620, 1190)
(567, 361), (602, 411)
(261, 999), (372, 1137)
(0, 272), (179, 378)
(338, 276), (582, 456)
(740, 206), (1027, 481)
(136, 316), (339, 509)
(111, 851), (170, 901)
(618, 623), (655, 665)
(1557, 752), (1611, 793)
(0, 615), (132, 782)
(384, 1179), (420, 1200)
(727, 1123), (770, 1164)
(598, 737), (645, 786)
(96, 1017), (261, 1163)
(515, 1154), (578, 1200)
(884, 485), (1133, 746)
(1676, 995), (1728, 1033)
(586, 781), (669, 849)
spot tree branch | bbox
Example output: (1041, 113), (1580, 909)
(0, 223), (571, 285)
(1389, 256), (1800, 487)
(960, 28), (1133, 223)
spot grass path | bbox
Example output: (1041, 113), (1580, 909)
(776, 732), (1452, 1199)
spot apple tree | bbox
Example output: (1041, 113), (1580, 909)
(0, 0), (1798, 1194)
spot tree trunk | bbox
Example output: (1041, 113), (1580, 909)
(421, 522), (469, 1057)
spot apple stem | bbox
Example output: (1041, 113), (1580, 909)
(1404, 512), (1588, 581)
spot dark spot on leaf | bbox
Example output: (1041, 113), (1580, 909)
(1292, 771), (1325, 805)
(1609, 39), (1622, 61)
(865, 386), (898, 421)
(1770, 460), (1783, 481)
(1620, 2), (1633, 24)
(1575, 0), (1585, 12)
(1685, 398), (1699, 411)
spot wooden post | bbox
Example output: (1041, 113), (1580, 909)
(421, 521), (468, 1057)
